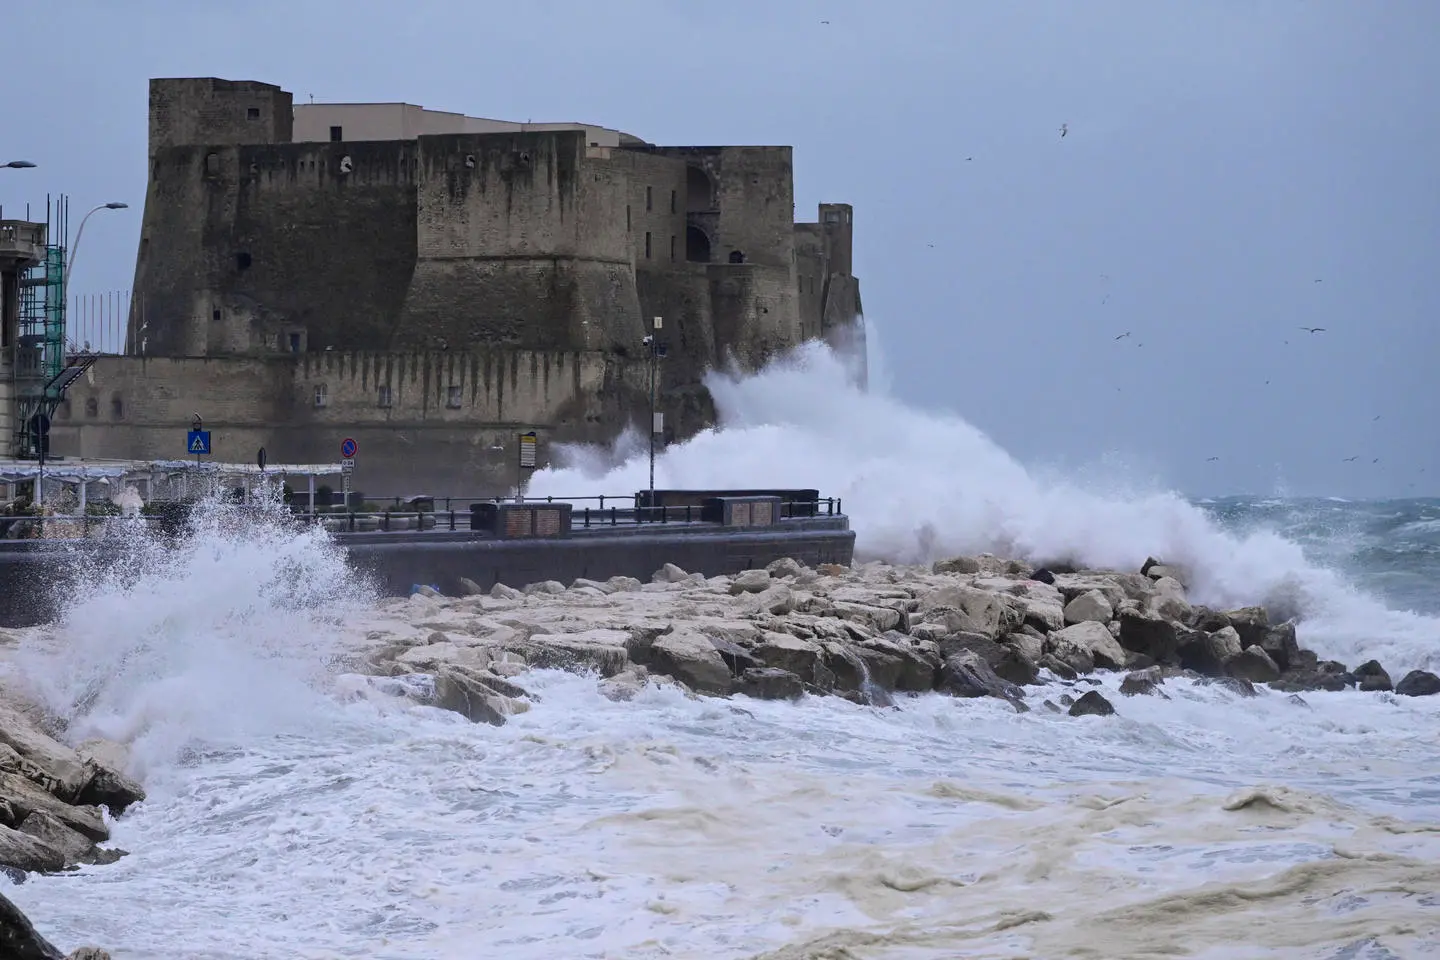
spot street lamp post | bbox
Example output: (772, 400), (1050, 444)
(1, 160), (37, 169)
(67, 202), (128, 278)
(644, 317), (667, 519)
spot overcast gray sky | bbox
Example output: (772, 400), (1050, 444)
(2, 1), (1435, 499)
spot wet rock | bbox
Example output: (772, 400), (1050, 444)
(0, 772), (107, 843)
(765, 557), (806, 579)
(0, 706), (89, 803)
(431, 664), (531, 726)
(1029, 567), (1057, 585)
(1063, 589), (1114, 625)
(1286, 693), (1311, 709)
(1177, 626), (1242, 676)
(1002, 631), (1044, 665)
(1199, 676), (1259, 698)
(1223, 606), (1270, 649)
(707, 636), (760, 677)
(524, 580), (566, 596)
(737, 667), (805, 701)
(0, 824), (65, 874)
(730, 569), (772, 594)
(488, 582), (524, 600)
(932, 556), (980, 575)
(1224, 646), (1281, 684)
(649, 629), (734, 694)
(1068, 690), (1115, 717)
(606, 575), (644, 593)
(1117, 610), (1179, 664)
(752, 630), (826, 682)
(570, 577), (615, 595)
(1395, 669), (1440, 697)
(1050, 621), (1128, 671)
(1146, 577), (1192, 621)
(1353, 660), (1394, 693)
(917, 584), (1022, 640)
(651, 563), (690, 584)
(457, 577), (484, 596)
(1119, 666), (1166, 697)
(1255, 622), (1300, 672)
(993, 646), (1040, 686)
(938, 650), (1024, 705)
(1, 888), (70, 959)
(1039, 652), (1080, 681)
(18, 811), (119, 868)
(1187, 606), (1231, 633)
(1141, 557), (1191, 587)
(597, 667), (649, 703)
(816, 563), (849, 577)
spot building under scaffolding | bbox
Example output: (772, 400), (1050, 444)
(0, 195), (101, 460)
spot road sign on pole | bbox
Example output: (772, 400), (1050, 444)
(341, 437), (358, 459)
(518, 431), (537, 469)
(187, 430), (211, 455)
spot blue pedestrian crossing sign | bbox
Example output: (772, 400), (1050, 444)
(187, 430), (212, 455)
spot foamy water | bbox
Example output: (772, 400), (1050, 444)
(3, 325), (1439, 958)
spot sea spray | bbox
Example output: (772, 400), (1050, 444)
(6, 487), (377, 779)
(528, 328), (1440, 671)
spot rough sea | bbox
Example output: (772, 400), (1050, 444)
(3, 333), (1437, 959)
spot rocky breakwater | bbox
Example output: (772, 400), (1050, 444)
(0, 689), (143, 958)
(357, 553), (1440, 723)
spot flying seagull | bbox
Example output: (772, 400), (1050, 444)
(1299, 326), (1326, 334)
(1206, 457), (1220, 462)
(1059, 123), (1068, 138)
(1343, 456), (1359, 462)
(1114, 332), (1131, 341)
(820, 19), (830, 23)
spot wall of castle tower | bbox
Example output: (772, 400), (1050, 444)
(49, 349), (654, 498)
(148, 78), (293, 160)
(134, 140), (419, 358)
(394, 131), (645, 354)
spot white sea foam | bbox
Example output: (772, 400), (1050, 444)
(2, 326), (1438, 958)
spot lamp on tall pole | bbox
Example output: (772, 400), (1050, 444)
(67, 202), (128, 277)
(644, 316), (667, 519)
(2, 160), (37, 169)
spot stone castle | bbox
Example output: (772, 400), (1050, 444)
(45, 77), (863, 494)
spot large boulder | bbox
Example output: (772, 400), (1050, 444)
(1224, 646), (1281, 684)
(753, 632), (826, 684)
(729, 569), (772, 594)
(1396, 670), (1440, 697)
(737, 667), (805, 701)
(938, 651), (1025, 706)
(431, 665), (531, 726)
(1222, 606), (1270, 648)
(1050, 621), (1128, 671)
(1352, 660), (1393, 692)
(1068, 690), (1116, 717)
(649, 629), (734, 694)
(0, 823), (66, 874)
(1256, 622), (1301, 672)
(1176, 626), (1242, 676)
(1117, 610), (1179, 664)
(1273, 659), (1355, 693)
(0, 772), (107, 843)
(917, 584), (1021, 639)
(1063, 589), (1114, 625)
(1119, 666), (1167, 697)
(1042, 633), (1094, 676)
(1146, 577), (1192, 622)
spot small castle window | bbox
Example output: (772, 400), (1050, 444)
(626, 206), (631, 231)
(212, 309), (222, 322)
(728, 249), (746, 264)
(330, 126), (343, 142)
(205, 153), (219, 175)
(446, 385), (463, 409)
(314, 384), (328, 408)
(670, 235), (676, 261)
(646, 186), (653, 212)
(247, 107), (260, 120)
(110, 395), (124, 420)
(288, 333), (302, 354)
(645, 232), (652, 259)
(236, 251), (252, 271)
(85, 397), (98, 418)
(670, 189), (677, 214)
(377, 385), (393, 408)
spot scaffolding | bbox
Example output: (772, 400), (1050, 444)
(12, 195), (98, 460)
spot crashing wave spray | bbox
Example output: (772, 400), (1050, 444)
(6, 486), (376, 778)
(529, 324), (1440, 670)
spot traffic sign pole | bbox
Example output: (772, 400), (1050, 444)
(340, 438), (358, 509)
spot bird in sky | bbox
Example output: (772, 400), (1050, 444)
(1206, 457), (1220, 462)
(1060, 123), (1069, 138)
(820, 19), (830, 24)
(1114, 332), (1131, 341)
(1373, 415), (1381, 421)
(1299, 326), (1326, 334)
(1343, 456), (1359, 462)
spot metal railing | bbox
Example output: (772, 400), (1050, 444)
(0, 494), (844, 540)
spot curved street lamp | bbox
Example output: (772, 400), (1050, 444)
(66, 202), (129, 278)
(2, 160), (37, 169)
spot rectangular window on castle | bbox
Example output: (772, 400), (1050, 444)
(330, 126), (343, 142)
(247, 107), (260, 120)
(377, 385), (393, 408)
(446, 385), (463, 409)
(626, 206), (631, 231)
(670, 189), (676, 214)
(645, 232), (652, 259)
(313, 384), (328, 408)
(646, 186), (653, 212)
(670, 235), (676, 261)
